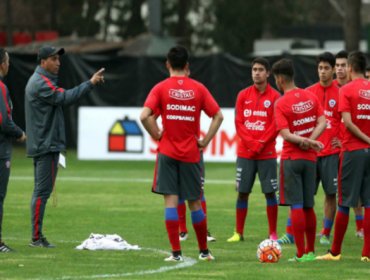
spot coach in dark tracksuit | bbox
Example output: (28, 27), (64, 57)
(0, 48), (26, 252)
(25, 45), (105, 248)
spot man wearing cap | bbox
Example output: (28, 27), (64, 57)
(25, 45), (105, 248)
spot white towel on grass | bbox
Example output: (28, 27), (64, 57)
(76, 233), (141, 251)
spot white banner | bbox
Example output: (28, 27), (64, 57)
(77, 107), (282, 162)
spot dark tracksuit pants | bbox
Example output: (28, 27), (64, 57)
(31, 152), (59, 241)
(0, 158), (10, 242)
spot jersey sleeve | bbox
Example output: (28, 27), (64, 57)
(274, 101), (289, 132)
(200, 84), (220, 117)
(338, 87), (351, 113)
(144, 84), (161, 113)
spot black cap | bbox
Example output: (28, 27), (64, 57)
(37, 45), (65, 61)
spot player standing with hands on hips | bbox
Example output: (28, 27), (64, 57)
(141, 46), (223, 261)
(25, 45), (105, 248)
(0, 48), (26, 252)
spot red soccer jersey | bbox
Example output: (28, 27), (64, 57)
(338, 78), (370, 151)
(235, 84), (280, 159)
(306, 82), (341, 157)
(275, 88), (324, 162)
(144, 76), (220, 162)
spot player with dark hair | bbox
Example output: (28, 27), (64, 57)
(227, 57), (280, 242)
(0, 48), (26, 252)
(333, 50), (364, 239)
(25, 45), (105, 248)
(304, 52), (341, 245)
(317, 51), (370, 262)
(272, 58), (326, 262)
(141, 46), (223, 262)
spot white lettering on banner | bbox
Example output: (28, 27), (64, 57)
(359, 90), (370, 100)
(294, 127), (314, 136)
(357, 104), (370, 110)
(169, 89), (195, 100)
(293, 116), (316, 126)
(253, 111), (267, 117)
(324, 110), (333, 117)
(244, 120), (266, 131)
(166, 104), (196, 112)
(292, 100), (314, 114)
(166, 115), (195, 121)
(357, 115), (370, 120)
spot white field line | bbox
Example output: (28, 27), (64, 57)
(11, 176), (234, 185)
(27, 247), (197, 280)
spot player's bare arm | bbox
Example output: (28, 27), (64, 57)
(140, 107), (162, 141)
(342, 111), (370, 145)
(197, 110), (223, 148)
(308, 115), (327, 140)
(279, 128), (324, 151)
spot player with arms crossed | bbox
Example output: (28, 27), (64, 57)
(317, 51), (370, 262)
(140, 46), (223, 262)
(272, 59), (326, 262)
(227, 57), (280, 242)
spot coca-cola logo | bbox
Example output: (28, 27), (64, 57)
(169, 89), (195, 100)
(244, 120), (266, 131)
(359, 90), (370, 100)
(292, 100), (314, 114)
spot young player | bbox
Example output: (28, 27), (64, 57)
(316, 51), (370, 262)
(227, 57), (280, 242)
(140, 46), (223, 262)
(305, 52), (341, 245)
(272, 58), (326, 262)
(333, 50), (364, 239)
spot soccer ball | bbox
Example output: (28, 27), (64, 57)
(257, 239), (282, 263)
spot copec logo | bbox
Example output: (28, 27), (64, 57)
(169, 89), (195, 100)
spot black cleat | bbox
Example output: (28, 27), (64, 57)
(29, 237), (55, 248)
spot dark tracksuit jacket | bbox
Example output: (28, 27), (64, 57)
(0, 76), (24, 240)
(24, 66), (94, 240)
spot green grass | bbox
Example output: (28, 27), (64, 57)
(0, 148), (369, 280)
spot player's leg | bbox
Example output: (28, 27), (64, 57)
(360, 151), (370, 260)
(30, 152), (58, 248)
(0, 158), (12, 252)
(281, 159), (306, 259)
(227, 158), (256, 242)
(181, 159), (213, 260)
(353, 204), (364, 238)
(152, 153), (182, 261)
(177, 198), (188, 241)
(258, 159), (278, 240)
(302, 160), (317, 257)
(277, 210), (295, 244)
(319, 154), (338, 245)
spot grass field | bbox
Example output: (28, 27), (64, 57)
(0, 148), (369, 280)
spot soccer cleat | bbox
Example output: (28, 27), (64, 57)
(277, 234), (294, 244)
(227, 232), (244, 242)
(0, 242), (13, 252)
(316, 251), (341, 261)
(304, 252), (316, 262)
(179, 232), (188, 241)
(356, 229), (364, 239)
(207, 230), (216, 242)
(29, 237), (55, 248)
(319, 235), (331, 245)
(361, 256), (370, 262)
(199, 251), (215, 261)
(288, 254), (308, 262)
(269, 232), (278, 241)
(164, 254), (184, 262)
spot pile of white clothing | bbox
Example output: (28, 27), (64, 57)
(76, 233), (141, 251)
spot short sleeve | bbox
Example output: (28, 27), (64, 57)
(338, 87), (351, 113)
(201, 84), (220, 117)
(275, 101), (289, 131)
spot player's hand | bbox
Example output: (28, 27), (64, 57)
(197, 138), (207, 149)
(90, 68), (105, 85)
(309, 139), (324, 152)
(17, 132), (26, 143)
(331, 137), (342, 148)
(298, 138), (310, 150)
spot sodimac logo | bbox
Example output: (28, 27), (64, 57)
(169, 89), (195, 100)
(292, 100), (314, 114)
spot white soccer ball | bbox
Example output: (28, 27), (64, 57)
(256, 239), (282, 263)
